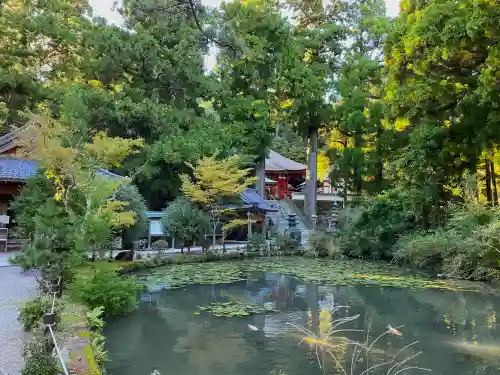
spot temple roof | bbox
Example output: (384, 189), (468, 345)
(265, 150), (306, 172)
(0, 123), (32, 154)
(0, 158), (123, 182)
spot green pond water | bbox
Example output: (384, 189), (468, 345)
(104, 258), (500, 375)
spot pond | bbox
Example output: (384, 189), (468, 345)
(104, 258), (500, 375)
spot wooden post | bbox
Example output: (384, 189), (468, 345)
(247, 212), (252, 236)
(306, 128), (318, 219)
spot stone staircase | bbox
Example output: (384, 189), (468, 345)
(4, 237), (28, 253)
(265, 199), (310, 245)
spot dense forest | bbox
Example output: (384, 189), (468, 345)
(1, 0), (500, 279)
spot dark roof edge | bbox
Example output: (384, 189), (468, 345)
(0, 123), (33, 153)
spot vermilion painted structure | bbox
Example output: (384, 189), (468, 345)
(264, 150), (307, 199)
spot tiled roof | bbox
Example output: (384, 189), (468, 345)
(265, 149), (306, 172)
(0, 159), (37, 181)
(0, 123), (32, 154)
(0, 158), (124, 181)
(240, 188), (278, 211)
(221, 188), (278, 211)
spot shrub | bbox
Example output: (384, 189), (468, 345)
(272, 233), (300, 254)
(70, 270), (143, 316)
(339, 189), (418, 259)
(21, 339), (59, 375)
(161, 197), (210, 252)
(307, 231), (336, 258)
(394, 230), (449, 269)
(247, 233), (267, 252)
(152, 240), (169, 249)
(395, 202), (500, 281)
(115, 184), (148, 248)
(85, 307), (109, 367)
(19, 296), (62, 331)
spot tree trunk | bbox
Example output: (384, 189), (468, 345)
(491, 157), (498, 206)
(353, 133), (363, 195)
(212, 223), (217, 249)
(374, 128), (384, 191)
(256, 157), (266, 198)
(485, 158), (493, 205)
(343, 172), (348, 209)
(306, 128), (318, 220)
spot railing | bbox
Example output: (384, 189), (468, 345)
(42, 277), (70, 375)
(266, 193), (288, 218)
(284, 198), (313, 230)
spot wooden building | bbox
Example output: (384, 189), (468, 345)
(264, 150), (307, 199)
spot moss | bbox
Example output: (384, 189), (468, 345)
(83, 344), (101, 375)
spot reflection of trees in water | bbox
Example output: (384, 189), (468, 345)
(350, 285), (500, 375)
(173, 319), (256, 375)
(108, 272), (500, 375)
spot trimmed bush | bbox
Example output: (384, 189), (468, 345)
(19, 296), (62, 331)
(70, 270), (143, 316)
(306, 231), (338, 258)
(21, 339), (59, 375)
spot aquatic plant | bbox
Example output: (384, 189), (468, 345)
(243, 258), (483, 293)
(142, 258), (489, 293)
(196, 301), (278, 317)
(287, 305), (431, 375)
(142, 262), (246, 290)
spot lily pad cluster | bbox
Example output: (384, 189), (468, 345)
(196, 301), (278, 317)
(141, 257), (486, 293)
(243, 259), (481, 292)
(142, 262), (245, 290)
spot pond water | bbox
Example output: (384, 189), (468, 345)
(104, 259), (500, 375)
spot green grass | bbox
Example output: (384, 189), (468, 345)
(73, 260), (130, 281)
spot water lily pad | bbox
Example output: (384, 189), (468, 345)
(140, 262), (246, 290)
(196, 301), (278, 317)
(140, 257), (486, 293)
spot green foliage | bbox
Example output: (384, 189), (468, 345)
(12, 198), (78, 281)
(10, 172), (56, 239)
(4, 0), (500, 280)
(115, 184), (148, 248)
(272, 233), (300, 255)
(142, 257), (480, 292)
(181, 155), (255, 248)
(143, 262), (246, 289)
(86, 306), (105, 331)
(18, 296), (62, 331)
(339, 189), (418, 259)
(151, 240), (169, 250)
(12, 169), (147, 283)
(21, 339), (60, 375)
(247, 233), (267, 253)
(328, 0), (390, 195)
(161, 197), (210, 250)
(396, 202), (500, 281)
(70, 270), (143, 316)
(306, 231), (339, 258)
(85, 306), (109, 367)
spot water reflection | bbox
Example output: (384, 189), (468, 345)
(105, 271), (500, 375)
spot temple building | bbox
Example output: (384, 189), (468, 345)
(264, 150), (307, 199)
